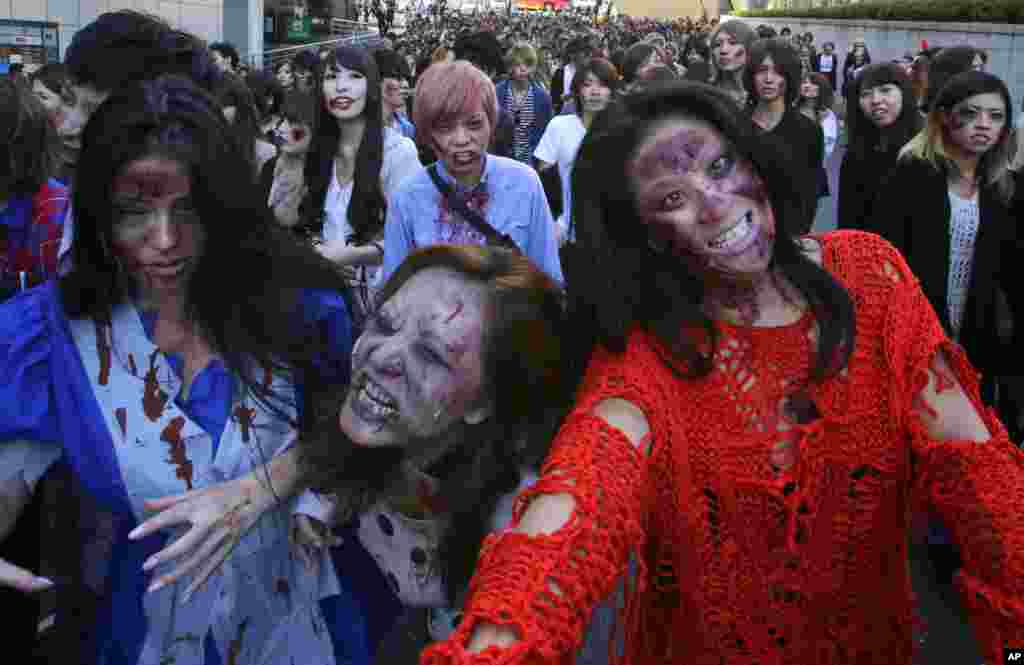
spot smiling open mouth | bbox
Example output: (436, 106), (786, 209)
(707, 211), (754, 252)
(352, 373), (399, 421)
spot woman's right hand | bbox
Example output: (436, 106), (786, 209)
(0, 476), (53, 593)
(0, 558), (53, 593)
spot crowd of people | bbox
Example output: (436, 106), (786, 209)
(1, 6), (1023, 665)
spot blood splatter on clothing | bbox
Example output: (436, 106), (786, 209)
(143, 349), (169, 421)
(95, 320), (112, 386)
(115, 407), (127, 438)
(435, 190), (490, 246)
(160, 415), (194, 490)
(233, 404), (257, 443)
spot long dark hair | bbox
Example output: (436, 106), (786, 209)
(0, 77), (56, 197)
(846, 63), (921, 161)
(301, 245), (572, 605)
(745, 38), (802, 109)
(300, 46), (386, 245)
(61, 75), (355, 424)
(569, 81), (855, 383)
(214, 72), (261, 172)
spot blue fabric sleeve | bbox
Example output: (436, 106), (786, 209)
(301, 288), (354, 388)
(526, 168), (565, 286)
(381, 189), (416, 286)
(0, 283), (61, 445)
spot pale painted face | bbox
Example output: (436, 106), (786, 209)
(432, 105), (491, 185)
(629, 116), (776, 281)
(578, 72), (612, 114)
(110, 156), (205, 300)
(859, 82), (903, 128)
(752, 55), (785, 104)
(323, 63), (368, 121)
(712, 31), (746, 72)
(944, 91), (1007, 157)
(339, 268), (491, 447)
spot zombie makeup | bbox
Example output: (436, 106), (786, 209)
(339, 268), (490, 448)
(432, 110), (491, 188)
(630, 119), (776, 284)
(945, 92), (1006, 155)
(110, 157), (205, 295)
(323, 63), (368, 121)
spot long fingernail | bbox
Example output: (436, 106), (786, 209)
(34, 577), (54, 588)
(128, 527), (141, 540)
(142, 556), (158, 571)
(147, 578), (166, 594)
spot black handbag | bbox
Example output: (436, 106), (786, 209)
(426, 164), (520, 254)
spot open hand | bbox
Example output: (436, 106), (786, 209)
(128, 475), (274, 602)
(0, 558), (52, 593)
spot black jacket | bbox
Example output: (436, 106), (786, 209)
(864, 157), (1024, 396)
(756, 109), (824, 234)
(837, 144), (903, 231)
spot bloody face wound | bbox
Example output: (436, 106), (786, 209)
(629, 117), (776, 282)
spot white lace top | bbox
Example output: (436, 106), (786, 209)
(947, 188), (980, 339)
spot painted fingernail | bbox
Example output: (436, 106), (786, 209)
(147, 578), (166, 594)
(128, 527), (141, 539)
(142, 556), (159, 571)
(33, 577), (54, 588)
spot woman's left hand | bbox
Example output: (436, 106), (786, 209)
(129, 474), (276, 602)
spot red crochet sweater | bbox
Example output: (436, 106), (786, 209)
(422, 231), (1024, 665)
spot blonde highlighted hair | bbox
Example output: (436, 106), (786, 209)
(899, 70), (1015, 203)
(506, 41), (538, 69)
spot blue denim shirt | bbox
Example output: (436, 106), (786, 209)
(381, 154), (563, 286)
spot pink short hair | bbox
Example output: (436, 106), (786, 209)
(414, 61), (497, 144)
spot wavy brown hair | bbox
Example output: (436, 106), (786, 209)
(301, 244), (573, 604)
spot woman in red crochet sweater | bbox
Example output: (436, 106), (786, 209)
(422, 82), (1024, 665)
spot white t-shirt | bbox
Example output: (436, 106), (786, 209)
(533, 113), (586, 242)
(323, 127), (420, 245)
(820, 108), (838, 161)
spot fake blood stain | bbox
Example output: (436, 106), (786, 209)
(160, 415), (194, 490)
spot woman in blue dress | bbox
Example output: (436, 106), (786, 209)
(0, 74), (400, 665)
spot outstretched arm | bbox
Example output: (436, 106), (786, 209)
(422, 398), (651, 663)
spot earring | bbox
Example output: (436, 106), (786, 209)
(433, 407), (443, 423)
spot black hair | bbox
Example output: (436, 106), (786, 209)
(571, 57), (620, 114)
(745, 38), (802, 108)
(280, 89), (318, 128)
(569, 81), (855, 384)
(0, 77), (57, 197)
(245, 69), (285, 120)
(301, 46), (386, 246)
(209, 41), (241, 70)
(292, 50), (320, 75)
(622, 42), (658, 84)
(213, 72), (261, 171)
(373, 47), (411, 81)
(924, 45), (984, 111)
(64, 10), (219, 94)
(301, 244), (572, 606)
(29, 63), (73, 101)
(61, 75), (354, 425)
(755, 25), (777, 39)
(846, 63), (921, 160)
(453, 31), (505, 77)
